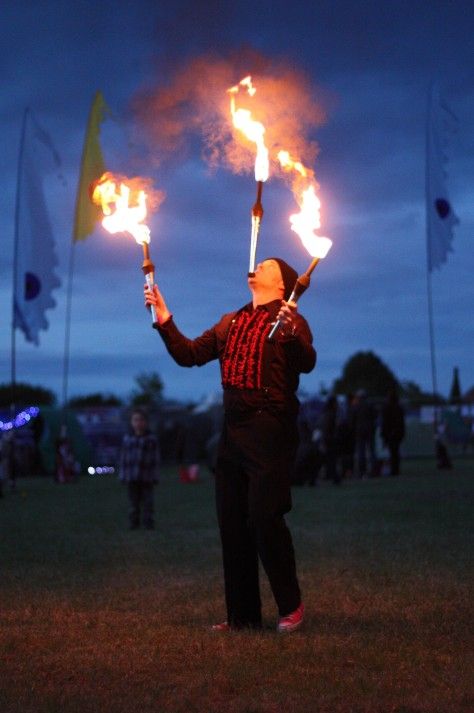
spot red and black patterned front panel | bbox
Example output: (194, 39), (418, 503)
(221, 308), (271, 390)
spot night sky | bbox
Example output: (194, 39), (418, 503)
(2, 0), (473, 404)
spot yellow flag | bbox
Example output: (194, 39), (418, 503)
(73, 91), (109, 241)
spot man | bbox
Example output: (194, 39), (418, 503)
(354, 389), (377, 478)
(381, 389), (405, 476)
(145, 258), (316, 632)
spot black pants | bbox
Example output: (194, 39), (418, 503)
(127, 481), (154, 528)
(324, 444), (340, 484)
(387, 441), (401, 475)
(215, 410), (301, 628)
(356, 434), (376, 477)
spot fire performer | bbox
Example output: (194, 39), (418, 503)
(144, 257), (316, 632)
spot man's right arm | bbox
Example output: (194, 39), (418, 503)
(145, 283), (219, 367)
(154, 317), (219, 367)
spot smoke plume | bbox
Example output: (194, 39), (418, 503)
(133, 50), (327, 189)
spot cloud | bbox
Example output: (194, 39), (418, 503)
(2, 1), (474, 402)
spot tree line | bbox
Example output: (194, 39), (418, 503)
(0, 351), (464, 409)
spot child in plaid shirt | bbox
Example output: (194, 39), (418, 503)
(119, 409), (160, 530)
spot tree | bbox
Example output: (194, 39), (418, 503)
(0, 382), (56, 407)
(449, 367), (462, 404)
(129, 372), (164, 408)
(400, 381), (445, 406)
(67, 393), (123, 408)
(333, 351), (399, 398)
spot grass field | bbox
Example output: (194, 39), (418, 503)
(1, 460), (473, 713)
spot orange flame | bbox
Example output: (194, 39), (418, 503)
(290, 185), (332, 259)
(228, 76), (269, 182)
(92, 172), (151, 245)
(277, 150), (311, 179)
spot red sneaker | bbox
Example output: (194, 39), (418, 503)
(211, 621), (231, 632)
(277, 602), (304, 633)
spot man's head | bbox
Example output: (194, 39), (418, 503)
(248, 258), (297, 302)
(130, 408), (148, 436)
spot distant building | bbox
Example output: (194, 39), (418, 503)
(74, 406), (125, 466)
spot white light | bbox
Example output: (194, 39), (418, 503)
(88, 467), (95, 475)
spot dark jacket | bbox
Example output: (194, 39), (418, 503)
(381, 403), (405, 445)
(119, 431), (160, 483)
(355, 400), (377, 439)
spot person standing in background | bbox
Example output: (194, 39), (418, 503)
(381, 389), (405, 476)
(119, 409), (160, 530)
(354, 390), (377, 478)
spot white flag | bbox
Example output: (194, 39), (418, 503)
(14, 112), (62, 345)
(426, 84), (459, 272)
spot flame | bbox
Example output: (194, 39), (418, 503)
(228, 76), (269, 182)
(92, 173), (151, 245)
(290, 185), (332, 259)
(277, 150), (310, 179)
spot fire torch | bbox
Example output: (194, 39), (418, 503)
(229, 76), (269, 275)
(91, 172), (159, 323)
(268, 184), (332, 340)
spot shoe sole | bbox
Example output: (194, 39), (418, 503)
(277, 616), (304, 633)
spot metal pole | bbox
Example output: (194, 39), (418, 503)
(9, 108), (29, 487)
(11, 108), (29, 406)
(61, 237), (76, 430)
(425, 85), (439, 430)
(61, 95), (99, 433)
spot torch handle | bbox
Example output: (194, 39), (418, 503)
(141, 244), (157, 324)
(144, 273), (157, 324)
(249, 214), (261, 274)
(249, 181), (264, 274)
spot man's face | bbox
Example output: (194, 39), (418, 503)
(248, 259), (284, 294)
(131, 413), (147, 435)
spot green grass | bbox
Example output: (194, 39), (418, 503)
(1, 461), (473, 713)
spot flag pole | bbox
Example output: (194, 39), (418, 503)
(61, 92), (107, 433)
(9, 108), (29, 487)
(12, 109), (29, 400)
(60, 115), (87, 431)
(425, 84), (453, 469)
(425, 86), (439, 412)
(61, 235), (76, 432)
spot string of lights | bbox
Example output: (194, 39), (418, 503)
(0, 406), (40, 432)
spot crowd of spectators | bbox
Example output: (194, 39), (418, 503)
(293, 389), (406, 485)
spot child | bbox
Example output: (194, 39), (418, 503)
(119, 409), (160, 529)
(55, 435), (77, 483)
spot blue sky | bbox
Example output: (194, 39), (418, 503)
(1, 0), (473, 403)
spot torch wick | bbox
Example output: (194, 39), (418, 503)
(252, 180), (264, 218)
(305, 257), (320, 278)
(141, 242), (155, 277)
